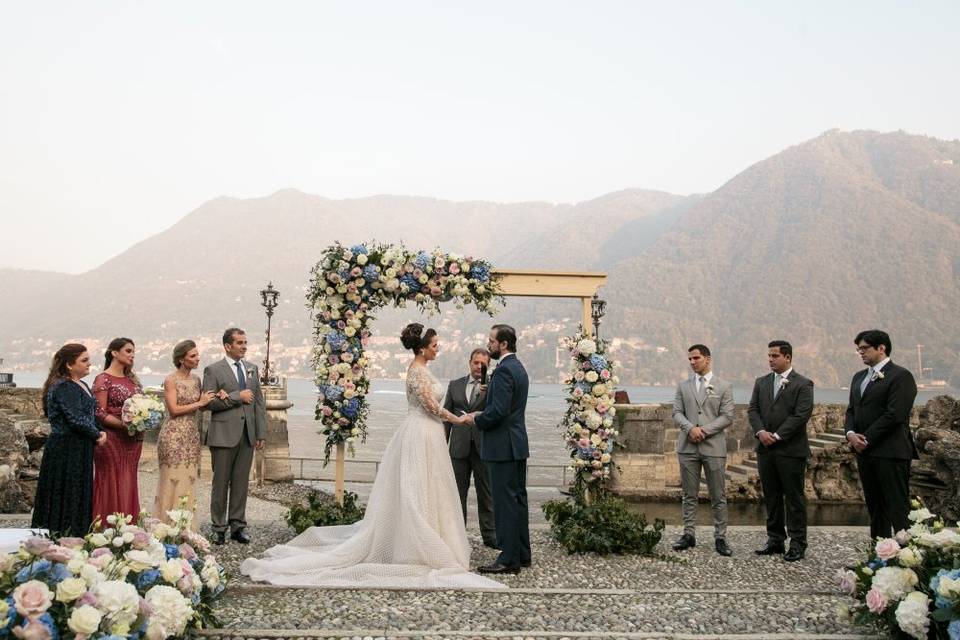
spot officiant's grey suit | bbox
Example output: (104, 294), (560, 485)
(202, 358), (267, 534)
(672, 376), (735, 540)
(442, 375), (496, 547)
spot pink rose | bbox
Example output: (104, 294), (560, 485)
(895, 530), (913, 546)
(321, 407), (333, 417)
(178, 544), (198, 563)
(22, 537), (52, 556)
(132, 531), (151, 549)
(12, 623), (51, 640)
(139, 597), (153, 617)
(176, 576), (193, 594)
(600, 370), (611, 380)
(350, 267), (362, 277)
(183, 530), (210, 554)
(866, 587), (888, 613)
(578, 438), (590, 448)
(13, 580), (53, 620)
(835, 569), (857, 596)
(87, 549), (113, 569)
(41, 545), (74, 563)
(874, 538), (901, 561)
(76, 591), (98, 607)
(449, 263), (460, 274)
(597, 404), (608, 414)
(180, 558), (195, 575)
(57, 537), (86, 549)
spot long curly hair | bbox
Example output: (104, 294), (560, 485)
(41, 343), (87, 416)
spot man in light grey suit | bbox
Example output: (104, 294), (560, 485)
(672, 344), (735, 556)
(202, 328), (267, 545)
(442, 348), (497, 549)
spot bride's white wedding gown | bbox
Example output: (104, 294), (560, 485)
(240, 365), (506, 589)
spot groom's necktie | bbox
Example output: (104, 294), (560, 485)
(235, 362), (247, 390)
(860, 367), (873, 396)
(696, 376), (704, 396)
(773, 373), (783, 400)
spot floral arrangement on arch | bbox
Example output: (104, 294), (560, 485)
(308, 241), (502, 462)
(0, 504), (225, 640)
(837, 500), (960, 639)
(559, 329), (620, 492)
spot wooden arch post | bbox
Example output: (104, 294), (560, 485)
(332, 269), (607, 503)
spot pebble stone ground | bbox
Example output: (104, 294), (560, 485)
(2, 471), (886, 639)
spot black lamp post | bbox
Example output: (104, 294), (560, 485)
(260, 282), (280, 385)
(590, 292), (607, 339)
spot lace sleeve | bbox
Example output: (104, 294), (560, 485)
(53, 381), (101, 440)
(409, 366), (459, 423)
(92, 373), (110, 423)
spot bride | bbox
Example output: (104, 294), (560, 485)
(240, 323), (506, 589)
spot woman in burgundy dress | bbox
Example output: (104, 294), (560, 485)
(92, 337), (143, 523)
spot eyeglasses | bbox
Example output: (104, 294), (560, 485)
(855, 345), (874, 353)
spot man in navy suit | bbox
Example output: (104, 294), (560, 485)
(465, 324), (531, 574)
(844, 330), (918, 540)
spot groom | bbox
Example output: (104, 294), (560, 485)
(466, 324), (531, 574)
(202, 327), (267, 545)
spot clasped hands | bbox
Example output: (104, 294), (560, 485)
(847, 432), (868, 452)
(455, 411), (481, 426)
(757, 430), (778, 447)
(686, 425), (707, 443)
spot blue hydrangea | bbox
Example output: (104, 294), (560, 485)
(362, 265), (380, 281)
(470, 263), (490, 283)
(2, 597), (15, 632)
(164, 543), (180, 559)
(17, 614), (58, 640)
(326, 332), (347, 351)
(349, 244), (368, 255)
(342, 398), (360, 419)
(414, 251), (431, 270)
(931, 568), (960, 608)
(589, 354), (608, 372)
(136, 568), (161, 590)
(574, 382), (592, 396)
(14, 559), (67, 584)
(948, 619), (960, 640)
(318, 384), (344, 402)
(399, 273), (421, 292)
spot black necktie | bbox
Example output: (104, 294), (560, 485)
(235, 362), (247, 390)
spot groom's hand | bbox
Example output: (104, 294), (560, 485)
(255, 439), (266, 450)
(463, 412), (478, 426)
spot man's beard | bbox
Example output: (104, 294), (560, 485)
(488, 346), (501, 360)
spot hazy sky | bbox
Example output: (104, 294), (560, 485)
(2, 1), (958, 273)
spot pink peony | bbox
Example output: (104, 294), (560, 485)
(12, 623), (51, 640)
(57, 537), (86, 549)
(22, 537), (52, 556)
(132, 531), (151, 549)
(13, 580), (53, 620)
(178, 544), (198, 563)
(866, 587), (889, 613)
(176, 576), (193, 594)
(875, 538), (901, 561)
(41, 545), (74, 563)
(836, 569), (857, 596)
(75, 592), (98, 607)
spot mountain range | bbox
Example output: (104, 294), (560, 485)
(1, 129), (958, 387)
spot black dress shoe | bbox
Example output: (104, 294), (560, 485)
(212, 531), (226, 546)
(784, 547), (806, 562)
(715, 539), (733, 556)
(230, 529), (251, 544)
(477, 562), (521, 575)
(520, 559), (531, 568)
(755, 542), (786, 556)
(671, 534), (696, 551)
(483, 540), (500, 550)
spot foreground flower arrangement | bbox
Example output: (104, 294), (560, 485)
(837, 501), (960, 639)
(307, 241), (502, 461)
(559, 329), (620, 491)
(0, 505), (226, 640)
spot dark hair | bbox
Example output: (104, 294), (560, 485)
(855, 330), (892, 356)
(469, 348), (490, 361)
(688, 344), (711, 357)
(172, 339), (197, 368)
(491, 324), (517, 352)
(104, 337), (139, 385)
(42, 343), (87, 417)
(768, 340), (793, 358)
(400, 323), (437, 354)
(223, 327), (245, 345)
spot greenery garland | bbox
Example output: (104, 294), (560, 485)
(307, 241), (502, 462)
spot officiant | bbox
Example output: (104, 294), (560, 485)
(442, 348), (497, 549)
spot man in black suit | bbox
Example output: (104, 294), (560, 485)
(442, 348), (497, 549)
(845, 330), (918, 540)
(748, 340), (814, 561)
(465, 324), (531, 575)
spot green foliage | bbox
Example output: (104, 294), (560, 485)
(286, 490), (366, 533)
(542, 491), (665, 555)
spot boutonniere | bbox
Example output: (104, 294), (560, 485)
(781, 378), (790, 387)
(245, 367), (256, 379)
(871, 370), (885, 382)
(705, 384), (717, 397)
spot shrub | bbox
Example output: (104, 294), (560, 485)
(286, 490), (366, 533)
(542, 492), (665, 555)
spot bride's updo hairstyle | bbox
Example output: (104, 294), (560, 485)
(400, 323), (437, 355)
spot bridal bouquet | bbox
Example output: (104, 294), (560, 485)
(0, 502), (226, 640)
(121, 394), (166, 436)
(838, 500), (960, 639)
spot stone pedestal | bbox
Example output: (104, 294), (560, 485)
(260, 380), (293, 483)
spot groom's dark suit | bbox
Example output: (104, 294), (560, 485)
(748, 370), (814, 550)
(474, 353), (530, 568)
(845, 360), (918, 539)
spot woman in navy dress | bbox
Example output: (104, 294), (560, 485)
(32, 344), (106, 536)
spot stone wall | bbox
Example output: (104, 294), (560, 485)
(0, 388), (43, 417)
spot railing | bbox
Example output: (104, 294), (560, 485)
(265, 455), (572, 488)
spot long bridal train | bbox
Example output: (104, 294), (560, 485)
(240, 365), (505, 589)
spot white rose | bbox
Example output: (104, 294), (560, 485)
(897, 547), (922, 567)
(68, 605), (103, 636)
(356, 254), (368, 265)
(0, 554), (16, 573)
(56, 577), (88, 603)
(145, 585), (194, 637)
(112, 537), (125, 548)
(124, 549), (157, 572)
(67, 551), (87, 575)
(79, 563), (104, 587)
(160, 558), (184, 584)
(89, 533), (109, 547)
(585, 371), (599, 383)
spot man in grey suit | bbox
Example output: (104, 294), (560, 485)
(442, 348), (497, 549)
(672, 344), (735, 556)
(202, 328), (267, 545)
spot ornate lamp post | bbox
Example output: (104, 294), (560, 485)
(260, 282), (280, 385)
(590, 292), (607, 339)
